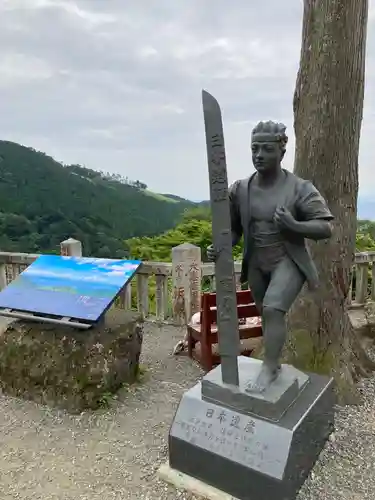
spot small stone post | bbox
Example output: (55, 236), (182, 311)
(0, 264), (7, 290)
(171, 243), (202, 324)
(60, 238), (83, 257)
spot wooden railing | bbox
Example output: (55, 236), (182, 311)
(350, 251), (375, 305)
(0, 240), (374, 323)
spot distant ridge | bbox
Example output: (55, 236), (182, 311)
(160, 193), (190, 202)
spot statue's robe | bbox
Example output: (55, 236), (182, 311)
(229, 169), (334, 290)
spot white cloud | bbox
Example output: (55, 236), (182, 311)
(23, 256), (141, 285)
(0, 53), (54, 84)
(24, 266), (135, 286)
(8, 0), (116, 28)
(62, 256), (140, 272)
(0, 0), (374, 200)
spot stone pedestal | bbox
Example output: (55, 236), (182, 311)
(166, 357), (334, 500)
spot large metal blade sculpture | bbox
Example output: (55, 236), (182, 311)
(202, 90), (240, 386)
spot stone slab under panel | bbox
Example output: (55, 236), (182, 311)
(168, 370), (334, 500)
(201, 356), (310, 421)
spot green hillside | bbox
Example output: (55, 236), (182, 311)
(0, 141), (195, 257)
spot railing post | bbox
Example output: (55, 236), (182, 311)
(171, 243), (202, 324)
(355, 262), (369, 304)
(371, 263), (375, 301)
(348, 267), (353, 306)
(162, 274), (170, 318)
(118, 282), (132, 310)
(235, 273), (242, 290)
(155, 275), (166, 320)
(60, 238), (83, 257)
(0, 264), (7, 290)
(137, 274), (149, 317)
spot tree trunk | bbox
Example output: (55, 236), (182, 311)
(289, 0), (374, 402)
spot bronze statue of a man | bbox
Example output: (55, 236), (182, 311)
(207, 120), (334, 392)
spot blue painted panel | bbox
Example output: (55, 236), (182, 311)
(0, 255), (141, 322)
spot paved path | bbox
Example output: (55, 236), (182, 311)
(0, 322), (374, 499)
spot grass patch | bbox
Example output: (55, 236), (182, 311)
(135, 363), (147, 381)
(283, 329), (334, 375)
(97, 364), (148, 409)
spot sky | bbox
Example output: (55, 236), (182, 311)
(1, 0), (375, 202)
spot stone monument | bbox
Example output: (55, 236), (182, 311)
(160, 91), (335, 500)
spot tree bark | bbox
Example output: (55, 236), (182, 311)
(290, 0), (374, 402)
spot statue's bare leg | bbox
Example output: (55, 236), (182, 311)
(251, 308), (285, 391)
(246, 257), (305, 393)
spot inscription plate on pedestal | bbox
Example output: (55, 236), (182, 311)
(170, 386), (293, 480)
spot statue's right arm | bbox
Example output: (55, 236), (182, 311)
(229, 181), (243, 246)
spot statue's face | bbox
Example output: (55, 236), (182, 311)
(251, 135), (283, 175)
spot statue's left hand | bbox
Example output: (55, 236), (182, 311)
(273, 206), (298, 231)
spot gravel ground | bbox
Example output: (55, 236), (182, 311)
(0, 322), (374, 499)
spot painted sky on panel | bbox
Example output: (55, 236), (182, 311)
(23, 256), (141, 287)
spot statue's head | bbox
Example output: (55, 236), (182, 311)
(251, 121), (288, 175)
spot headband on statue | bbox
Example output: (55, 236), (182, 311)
(251, 121), (288, 151)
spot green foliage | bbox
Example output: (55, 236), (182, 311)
(125, 207), (237, 313)
(181, 205), (211, 222)
(126, 213), (375, 264)
(356, 219), (375, 251)
(126, 207), (244, 263)
(283, 329), (335, 375)
(127, 218), (213, 261)
(0, 141), (196, 255)
(125, 214), (375, 313)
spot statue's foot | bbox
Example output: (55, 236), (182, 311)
(245, 363), (281, 394)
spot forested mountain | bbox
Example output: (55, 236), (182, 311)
(0, 141), (195, 257)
